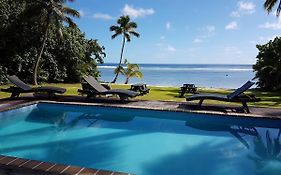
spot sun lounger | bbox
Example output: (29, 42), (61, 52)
(1, 75), (66, 98)
(78, 76), (138, 100)
(186, 81), (260, 113)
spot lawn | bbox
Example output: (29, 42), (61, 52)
(0, 83), (280, 108)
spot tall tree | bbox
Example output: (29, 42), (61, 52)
(25, 0), (80, 85)
(110, 15), (140, 83)
(264, 0), (281, 16)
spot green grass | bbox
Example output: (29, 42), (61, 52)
(0, 83), (280, 108)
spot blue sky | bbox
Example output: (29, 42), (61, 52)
(68, 0), (281, 64)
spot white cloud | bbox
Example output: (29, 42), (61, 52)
(166, 22), (171, 30)
(206, 25), (215, 33)
(92, 13), (114, 20)
(259, 20), (281, 30)
(193, 38), (203, 43)
(78, 10), (85, 17)
(238, 1), (255, 12)
(167, 45), (176, 52)
(230, 11), (240, 17)
(230, 1), (256, 17)
(122, 4), (155, 18)
(225, 21), (238, 30)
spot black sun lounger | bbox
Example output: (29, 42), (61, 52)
(1, 75), (66, 98)
(78, 76), (138, 100)
(186, 81), (260, 113)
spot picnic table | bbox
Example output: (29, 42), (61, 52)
(179, 83), (197, 97)
(130, 83), (150, 95)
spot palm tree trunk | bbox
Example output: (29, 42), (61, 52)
(33, 24), (49, 85)
(112, 34), (126, 83)
(124, 76), (129, 84)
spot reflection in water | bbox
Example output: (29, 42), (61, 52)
(249, 130), (281, 175)
(185, 117), (281, 175)
(25, 108), (135, 130)
(185, 117), (258, 149)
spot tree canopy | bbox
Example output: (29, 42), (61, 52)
(253, 37), (281, 90)
(0, 0), (105, 84)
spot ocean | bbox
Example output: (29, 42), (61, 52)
(98, 64), (255, 89)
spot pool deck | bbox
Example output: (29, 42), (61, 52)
(0, 94), (281, 174)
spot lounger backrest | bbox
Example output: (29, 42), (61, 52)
(83, 76), (108, 92)
(227, 81), (254, 99)
(8, 75), (32, 91)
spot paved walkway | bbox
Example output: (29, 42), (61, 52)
(1, 95), (281, 119)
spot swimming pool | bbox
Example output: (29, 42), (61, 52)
(0, 102), (281, 175)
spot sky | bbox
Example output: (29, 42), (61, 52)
(67, 0), (281, 64)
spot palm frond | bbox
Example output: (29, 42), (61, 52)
(64, 16), (77, 28)
(264, 0), (278, 13)
(130, 70), (143, 79)
(277, 0), (281, 16)
(62, 6), (80, 18)
(128, 21), (137, 28)
(112, 33), (121, 39)
(129, 31), (140, 38)
(114, 65), (125, 75)
(125, 33), (131, 42)
(110, 25), (120, 31)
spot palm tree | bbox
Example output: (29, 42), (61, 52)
(114, 59), (142, 84)
(264, 0), (281, 16)
(110, 15), (140, 83)
(26, 0), (80, 85)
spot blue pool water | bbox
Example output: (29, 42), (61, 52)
(0, 103), (281, 175)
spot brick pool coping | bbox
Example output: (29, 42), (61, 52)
(1, 95), (281, 174)
(0, 155), (128, 175)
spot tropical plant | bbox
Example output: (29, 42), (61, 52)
(24, 0), (80, 85)
(264, 0), (281, 16)
(114, 59), (143, 84)
(110, 15), (140, 83)
(253, 37), (281, 90)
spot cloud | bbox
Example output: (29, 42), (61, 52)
(78, 10), (85, 17)
(206, 25), (215, 33)
(122, 4), (155, 18)
(225, 21), (238, 30)
(230, 11), (240, 17)
(92, 13), (115, 20)
(166, 22), (171, 30)
(193, 38), (203, 43)
(238, 1), (255, 12)
(230, 1), (256, 17)
(160, 36), (165, 40)
(259, 19), (281, 30)
(167, 45), (176, 52)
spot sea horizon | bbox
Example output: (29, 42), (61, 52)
(98, 63), (255, 89)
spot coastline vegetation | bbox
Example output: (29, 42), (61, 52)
(0, 84), (280, 108)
